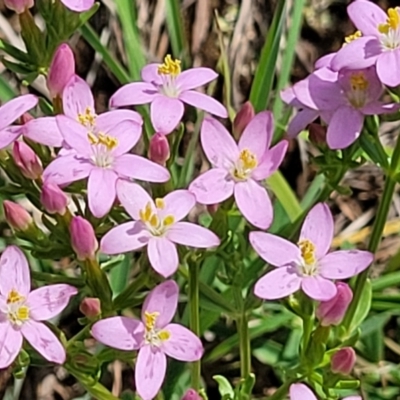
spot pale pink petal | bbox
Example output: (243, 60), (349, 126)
(347, 0), (386, 36)
(142, 280), (179, 328)
(0, 94), (37, 131)
(289, 383), (317, 400)
(96, 109), (143, 128)
(23, 117), (63, 147)
(141, 63), (163, 85)
(147, 237), (179, 278)
(200, 117), (239, 167)
(166, 222), (220, 248)
(110, 82), (158, 108)
(0, 322), (23, 368)
(300, 203), (333, 260)
(21, 320), (65, 364)
(135, 346), (167, 400)
(113, 154), (170, 182)
(189, 168), (234, 204)
(0, 126), (22, 149)
(63, 75), (94, 119)
(287, 109), (319, 138)
(60, 0), (94, 12)
(108, 120), (142, 157)
(249, 231), (300, 266)
(319, 250), (373, 279)
(0, 246), (30, 296)
(176, 68), (218, 91)
(301, 276), (337, 301)
(179, 90), (228, 118)
(162, 323), (203, 361)
(27, 284), (78, 321)
(161, 190), (196, 222)
(151, 95), (184, 134)
(254, 267), (302, 300)
(377, 50), (400, 87)
(88, 168), (118, 218)
(91, 317), (144, 350)
(362, 101), (400, 115)
(100, 221), (151, 254)
(239, 111), (273, 158)
(234, 179), (273, 229)
(314, 53), (335, 69)
(117, 180), (153, 220)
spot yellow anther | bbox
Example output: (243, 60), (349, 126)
(16, 305), (29, 321)
(144, 311), (159, 331)
(239, 149), (258, 170)
(149, 214), (159, 227)
(7, 289), (25, 304)
(155, 198), (165, 209)
(88, 132), (98, 145)
(77, 106), (97, 127)
(344, 30), (362, 44)
(98, 133), (118, 151)
(140, 202), (153, 222)
(350, 72), (369, 91)
(158, 55), (181, 76)
(298, 240), (316, 266)
(378, 8), (400, 34)
(157, 330), (170, 341)
(163, 215), (175, 226)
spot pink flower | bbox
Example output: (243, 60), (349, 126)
(110, 55), (227, 134)
(61, 0), (94, 12)
(251, 203), (373, 301)
(43, 76), (170, 218)
(331, 347), (356, 375)
(233, 101), (255, 139)
(101, 181), (220, 277)
(3, 200), (33, 231)
(70, 216), (98, 261)
(92, 280), (203, 400)
(149, 132), (170, 166)
(13, 141), (43, 180)
(289, 383), (361, 400)
(0, 246), (77, 368)
(40, 180), (68, 215)
(189, 112), (288, 229)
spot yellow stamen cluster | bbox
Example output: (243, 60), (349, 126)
(350, 72), (369, 91)
(139, 202), (175, 230)
(233, 149), (258, 180)
(7, 289), (25, 304)
(378, 8), (400, 34)
(155, 198), (165, 209)
(6, 289), (30, 324)
(344, 30), (362, 44)
(144, 311), (171, 342)
(77, 106), (97, 127)
(144, 311), (159, 331)
(88, 132), (118, 151)
(298, 239), (316, 266)
(158, 55), (181, 76)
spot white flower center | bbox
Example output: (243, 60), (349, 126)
(232, 149), (258, 181)
(157, 55), (181, 98)
(297, 239), (318, 277)
(378, 8), (400, 50)
(87, 132), (117, 168)
(143, 311), (170, 347)
(3, 289), (30, 326)
(139, 199), (175, 236)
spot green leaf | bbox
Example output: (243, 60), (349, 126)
(109, 254), (131, 297)
(0, 75), (16, 101)
(349, 278), (372, 333)
(0, 40), (30, 62)
(213, 375), (234, 399)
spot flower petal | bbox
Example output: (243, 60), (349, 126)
(179, 90), (228, 118)
(189, 168), (234, 204)
(287, 108), (319, 138)
(161, 190), (196, 222)
(249, 231), (300, 266)
(301, 276), (337, 301)
(110, 82), (158, 108)
(176, 68), (218, 91)
(63, 75), (94, 119)
(147, 237), (179, 278)
(234, 179), (273, 229)
(88, 168), (118, 218)
(314, 53), (335, 69)
(60, 0), (94, 12)
(141, 64), (163, 85)
(162, 323), (203, 361)
(91, 317), (144, 350)
(319, 250), (373, 279)
(0, 126), (22, 149)
(347, 0), (386, 36)
(254, 267), (302, 300)
(0, 94), (37, 131)
(167, 222), (220, 248)
(0, 246), (30, 296)
(289, 383), (317, 400)
(142, 280), (179, 328)
(151, 96), (184, 134)
(300, 203), (333, 260)
(377, 50), (400, 87)
(96, 109), (143, 129)
(135, 346), (167, 400)
(27, 284), (78, 321)
(23, 117), (63, 147)
(362, 101), (400, 115)
(117, 180), (153, 220)
(0, 322), (23, 369)
(21, 320), (66, 364)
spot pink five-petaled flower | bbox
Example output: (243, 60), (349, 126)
(0, 246), (77, 368)
(289, 383), (361, 400)
(110, 55), (228, 134)
(331, 1), (400, 87)
(189, 111), (288, 230)
(100, 181), (220, 277)
(251, 203), (373, 301)
(43, 75), (170, 218)
(91, 280), (203, 400)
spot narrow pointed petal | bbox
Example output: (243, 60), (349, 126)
(301, 276), (337, 301)
(0, 246), (30, 296)
(63, 75), (94, 119)
(189, 168), (234, 204)
(287, 109), (319, 138)
(289, 383), (317, 400)
(179, 90), (227, 118)
(314, 53), (335, 69)
(176, 68), (218, 91)
(135, 346), (167, 400)
(234, 180), (273, 229)
(151, 96), (184, 134)
(167, 222), (220, 248)
(24, 117), (63, 147)
(27, 284), (78, 321)
(141, 64), (163, 85)
(319, 250), (373, 279)
(0, 94), (37, 131)
(21, 320), (66, 364)
(249, 231), (300, 266)
(0, 322), (23, 368)
(142, 280), (179, 328)
(147, 237), (179, 278)
(362, 101), (400, 115)
(162, 323), (203, 361)
(0, 126), (22, 149)
(117, 180), (153, 220)
(110, 82), (158, 107)
(100, 221), (150, 255)
(254, 267), (302, 300)
(162, 190), (196, 222)
(300, 203), (333, 259)
(347, 0), (386, 36)
(377, 50), (400, 87)
(91, 317), (144, 350)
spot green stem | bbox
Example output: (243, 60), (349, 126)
(267, 379), (295, 400)
(237, 312), (251, 379)
(301, 316), (313, 356)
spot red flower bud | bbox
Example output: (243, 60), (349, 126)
(149, 132), (170, 166)
(12, 141), (42, 180)
(80, 297), (101, 318)
(40, 181), (68, 215)
(233, 101), (255, 139)
(181, 389), (202, 400)
(4, 0), (33, 13)
(70, 216), (98, 261)
(331, 347), (356, 375)
(3, 200), (32, 231)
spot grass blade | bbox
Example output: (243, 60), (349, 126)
(0, 74), (16, 101)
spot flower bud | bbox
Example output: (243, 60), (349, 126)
(331, 347), (356, 375)
(4, 0), (33, 13)
(308, 123), (327, 146)
(79, 297), (101, 318)
(207, 204), (219, 215)
(12, 141), (43, 180)
(47, 44), (75, 98)
(316, 282), (353, 326)
(233, 101), (255, 139)
(148, 132), (170, 166)
(181, 389), (202, 400)
(70, 216), (98, 261)
(3, 200), (32, 231)
(40, 181), (68, 215)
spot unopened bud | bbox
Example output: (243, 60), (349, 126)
(316, 282), (353, 326)
(80, 297), (101, 318)
(181, 389), (202, 400)
(207, 204), (219, 215)
(331, 347), (356, 375)
(41, 181), (68, 215)
(47, 44), (76, 99)
(70, 216), (98, 261)
(308, 123), (327, 146)
(4, 0), (33, 13)
(149, 132), (170, 166)
(233, 101), (255, 139)
(3, 200), (32, 231)
(12, 141), (43, 180)
(20, 112), (34, 125)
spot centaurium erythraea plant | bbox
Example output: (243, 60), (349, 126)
(91, 280), (203, 400)
(289, 383), (361, 400)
